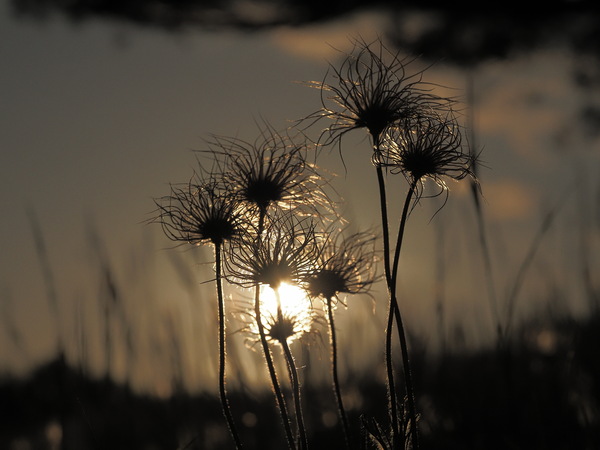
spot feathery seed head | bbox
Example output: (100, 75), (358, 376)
(153, 178), (242, 247)
(202, 122), (332, 218)
(261, 283), (315, 344)
(235, 282), (318, 345)
(267, 313), (297, 344)
(304, 37), (449, 150)
(307, 229), (378, 301)
(225, 212), (321, 290)
(376, 113), (475, 192)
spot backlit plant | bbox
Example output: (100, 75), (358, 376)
(153, 175), (245, 449)
(303, 37), (477, 449)
(153, 37), (478, 450)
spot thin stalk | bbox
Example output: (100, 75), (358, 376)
(504, 203), (560, 338)
(390, 181), (416, 297)
(376, 157), (420, 448)
(326, 296), (351, 449)
(376, 166), (393, 288)
(255, 210), (297, 450)
(276, 294), (308, 450)
(390, 180), (419, 450)
(471, 184), (503, 343)
(281, 339), (307, 450)
(375, 164), (400, 446)
(467, 70), (501, 344)
(28, 209), (69, 450)
(214, 242), (244, 449)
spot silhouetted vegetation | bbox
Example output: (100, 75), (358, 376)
(4, 4), (600, 447)
(2, 308), (599, 449)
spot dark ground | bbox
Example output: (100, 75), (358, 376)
(2, 310), (599, 450)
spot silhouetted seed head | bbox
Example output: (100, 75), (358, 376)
(376, 113), (476, 194)
(308, 269), (348, 300)
(264, 288), (314, 344)
(267, 313), (297, 343)
(236, 282), (318, 345)
(153, 178), (242, 247)
(224, 212), (321, 290)
(303, 37), (449, 150)
(307, 230), (377, 302)
(202, 122), (332, 218)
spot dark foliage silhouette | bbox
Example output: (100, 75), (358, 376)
(3, 309), (599, 449)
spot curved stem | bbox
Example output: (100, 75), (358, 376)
(279, 326), (308, 450)
(376, 166), (393, 289)
(214, 242), (243, 449)
(255, 210), (297, 450)
(255, 289), (297, 449)
(390, 180), (419, 450)
(281, 342), (307, 450)
(375, 164), (400, 446)
(326, 296), (351, 449)
(390, 182), (415, 288)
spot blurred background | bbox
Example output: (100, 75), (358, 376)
(1, 1), (599, 449)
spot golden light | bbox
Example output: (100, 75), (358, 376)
(259, 282), (314, 343)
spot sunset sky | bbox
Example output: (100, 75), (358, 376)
(1, 3), (599, 396)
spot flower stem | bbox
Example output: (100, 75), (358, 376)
(375, 164), (400, 446)
(326, 296), (351, 449)
(255, 210), (297, 450)
(214, 242), (243, 449)
(278, 303), (308, 450)
(375, 166), (393, 288)
(390, 180), (419, 450)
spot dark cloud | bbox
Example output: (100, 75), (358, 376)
(10, 1), (600, 72)
(388, 6), (600, 66)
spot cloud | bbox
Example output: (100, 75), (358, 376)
(269, 10), (389, 62)
(476, 49), (575, 163)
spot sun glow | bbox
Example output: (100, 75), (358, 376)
(259, 282), (314, 343)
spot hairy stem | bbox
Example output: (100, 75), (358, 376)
(376, 166), (393, 288)
(277, 296), (308, 450)
(390, 180), (419, 450)
(375, 164), (400, 446)
(255, 286), (297, 449)
(281, 341), (307, 450)
(255, 210), (297, 450)
(215, 242), (244, 449)
(326, 296), (351, 449)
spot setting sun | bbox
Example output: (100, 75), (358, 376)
(259, 282), (314, 343)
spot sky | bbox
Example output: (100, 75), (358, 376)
(1, 3), (599, 396)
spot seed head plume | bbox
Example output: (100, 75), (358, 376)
(153, 175), (243, 247)
(302, 37), (450, 152)
(199, 121), (335, 221)
(224, 211), (321, 290)
(307, 228), (378, 302)
(375, 112), (477, 201)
